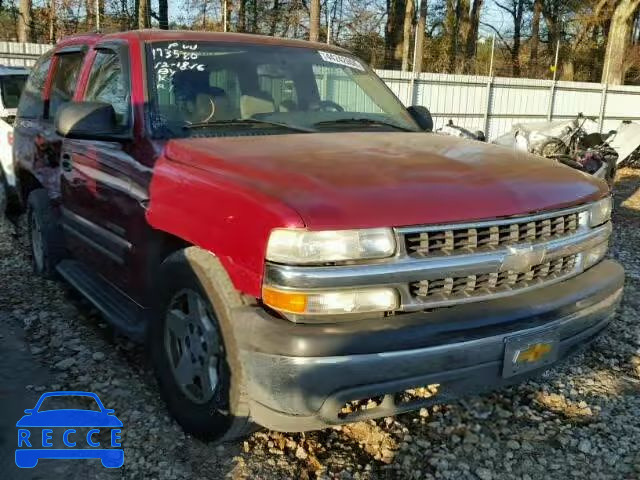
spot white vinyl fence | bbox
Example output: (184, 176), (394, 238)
(377, 69), (640, 140)
(1, 41), (639, 141)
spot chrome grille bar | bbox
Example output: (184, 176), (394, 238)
(264, 205), (610, 312)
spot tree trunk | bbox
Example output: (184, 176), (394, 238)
(225, 0), (232, 32)
(463, 0), (483, 73)
(158, 0), (169, 29)
(138, 0), (150, 29)
(270, 0), (280, 36)
(18, 0), (30, 43)
(413, 0), (427, 73)
(444, 0), (458, 72)
(309, 0), (320, 41)
(510, 0), (524, 77)
(401, 0), (415, 71)
(530, 0), (542, 68)
(386, 0), (407, 68)
(49, 0), (56, 43)
(238, 0), (246, 32)
(250, 0), (258, 33)
(602, 0), (640, 84)
(86, 0), (94, 29)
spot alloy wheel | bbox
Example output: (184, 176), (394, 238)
(164, 289), (221, 404)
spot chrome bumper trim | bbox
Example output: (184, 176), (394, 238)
(265, 222), (612, 312)
(266, 223), (611, 289)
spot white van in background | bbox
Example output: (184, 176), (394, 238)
(0, 66), (29, 214)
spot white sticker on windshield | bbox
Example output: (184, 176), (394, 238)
(318, 51), (365, 71)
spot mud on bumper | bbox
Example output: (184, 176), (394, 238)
(234, 260), (624, 432)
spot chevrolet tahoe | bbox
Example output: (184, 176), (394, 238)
(13, 30), (624, 441)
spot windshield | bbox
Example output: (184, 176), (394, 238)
(147, 41), (419, 137)
(1, 74), (27, 109)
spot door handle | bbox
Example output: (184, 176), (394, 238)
(61, 153), (73, 172)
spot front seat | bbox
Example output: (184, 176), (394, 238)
(240, 90), (276, 118)
(173, 71), (234, 123)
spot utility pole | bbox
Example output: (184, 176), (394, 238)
(489, 34), (495, 77)
(223, 0), (228, 32)
(552, 40), (560, 82)
(95, 0), (100, 32)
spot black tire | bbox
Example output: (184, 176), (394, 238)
(0, 172), (6, 217)
(149, 248), (254, 442)
(26, 189), (65, 278)
(539, 139), (568, 158)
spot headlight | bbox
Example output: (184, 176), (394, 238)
(262, 286), (399, 315)
(583, 242), (609, 269)
(266, 228), (396, 264)
(589, 197), (612, 227)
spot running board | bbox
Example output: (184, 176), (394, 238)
(56, 260), (147, 342)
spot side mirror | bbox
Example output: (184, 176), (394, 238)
(55, 102), (129, 141)
(407, 105), (434, 132)
(24, 409), (34, 414)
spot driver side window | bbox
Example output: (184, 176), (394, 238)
(84, 50), (130, 127)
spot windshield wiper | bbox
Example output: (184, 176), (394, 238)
(314, 118), (415, 132)
(183, 118), (316, 133)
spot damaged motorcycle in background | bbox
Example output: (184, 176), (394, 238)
(493, 115), (618, 187)
(436, 114), (640, 188)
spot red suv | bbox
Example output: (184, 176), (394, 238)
(13, 30), (623, 441)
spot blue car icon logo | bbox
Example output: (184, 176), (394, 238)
(15, 391), (124, 468)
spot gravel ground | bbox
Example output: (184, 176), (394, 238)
(1, 169), (639, 480)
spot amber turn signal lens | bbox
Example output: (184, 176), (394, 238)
(262, 287), (308, 314)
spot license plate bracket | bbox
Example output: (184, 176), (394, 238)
(502, 328), (560, 378)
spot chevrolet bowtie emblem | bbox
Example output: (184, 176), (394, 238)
(515, 343), (554, 364)
(501, 245), (547, 272)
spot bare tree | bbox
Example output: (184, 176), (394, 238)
(463, 0), (483, 71)
(413, 0), (427, 73)
(138, 0), (150, 28)
(238, 0), (247, 31)
(18, 0), (31, 43)
(401, 0), (415, 70)
(530, 0), (542, 67)
(271, 0), (281, 36)
(386, 0), (407, 67)
(49, 0), (56, 42)
(159, 0), (169, 29)
(602, 0), (640, 83)
(484, 0), (525, 76)
(310, 0), (320, 41)
(444, 0), (458, 70)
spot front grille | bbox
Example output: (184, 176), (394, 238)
(411, 254), (579, 301)
(405, 212), (580, 257)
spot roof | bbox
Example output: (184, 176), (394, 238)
(60, 29), (350, 54)
(0, 65), (29, 75)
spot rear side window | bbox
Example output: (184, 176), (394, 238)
(1, 75), (28, 110)
(49, 51), (85, 119)
(17, 50), (53, 119)
(84, 50), (130, 127)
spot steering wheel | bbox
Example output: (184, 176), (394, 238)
(310, 100), (344, 112)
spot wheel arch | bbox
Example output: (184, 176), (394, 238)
(16, 167), (44, 211)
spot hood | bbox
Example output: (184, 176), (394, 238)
(165, 132), (608, 230)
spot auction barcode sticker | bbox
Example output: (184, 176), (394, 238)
(318, 51), (365, 71)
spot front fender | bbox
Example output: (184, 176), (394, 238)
(146, 156), (305, 298)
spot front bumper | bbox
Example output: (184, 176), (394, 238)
(234, 260), (624, 432)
